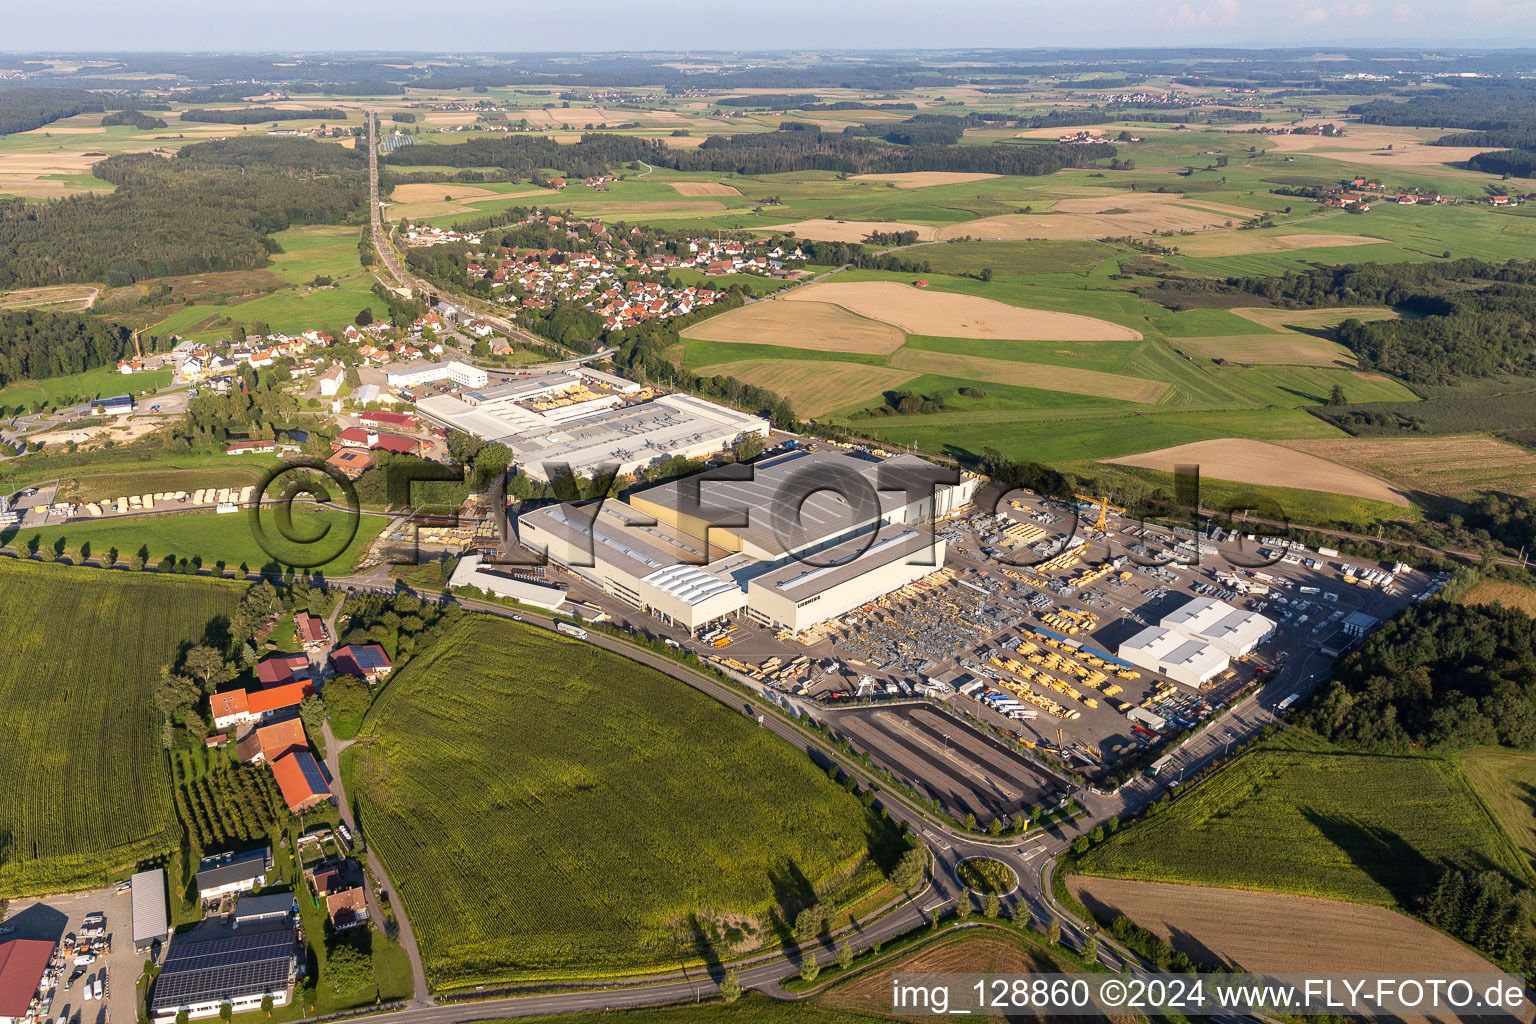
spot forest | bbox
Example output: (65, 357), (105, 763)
(385, 128), (1114, 178)
(0, 87), (105, 136)
(1300, 599), (1536, 752)
(1350, 81), (1536, 133)
(0, 310), (136, 387)
(180, 106), (347, 124)
(0, 136), (366, 288)
(101, 109), (168, 130)
(1155, 259), (1536, 384)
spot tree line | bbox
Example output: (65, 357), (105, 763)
(0, 135), (366, 288)
(180, 106), (347, 124)
(0, 87), (104, 136)
(101, 109), (168, 130)
(385, 128), (1115, 179)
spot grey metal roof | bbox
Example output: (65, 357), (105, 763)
(197, 847), (270, 892)
(233, 893), (294, 924)
(131, 868), (169, 945)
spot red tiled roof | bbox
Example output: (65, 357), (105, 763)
(211, 689), (249, 721)
(247, 679), (316, 716)
(271, 750), (331, 812)
(256, 653), (308, 687)
(0, 939), (54, 1018)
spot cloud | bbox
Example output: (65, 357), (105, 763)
(1293, 0), (1371, 18)
(1161, 0), (1240, 26)
(1393, 1), (1413, 13)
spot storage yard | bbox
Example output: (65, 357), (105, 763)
(507, 438), (1431, 803)
(822, 703), (1062, 821)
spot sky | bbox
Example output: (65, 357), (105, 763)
(4, 0), (1536, 51)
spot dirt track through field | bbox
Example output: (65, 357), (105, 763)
(1108, 438), (1408, 505)
(784, 281), (1143, 341)
(1071, 877), (1501, 976)
(683, 299), (907, 354)
(889, 348), (1168, 404)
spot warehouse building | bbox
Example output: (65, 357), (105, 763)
(131, 868), (170, 952)
(746, 525), (944, 633)
(517, 449), (965, 636)
(385, 359), (488, 390)
(448, 554), (570, 610)
(149, 920), (298, 1022)
(1117, 626), (1230, 688)
(1159, 596), (1275, 657)
(628, 448), (976, 563)
(0, 939), (54, 1024)
(416, 389), (768, 484)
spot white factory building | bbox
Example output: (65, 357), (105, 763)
(746, 525), (944, 633)
(516, 448), (974, 635)
(1117, 626), (1230, 688)
(415, 369), (769, 484)
(1159, 596), (1275, 657)
(385, 359), (489, 390)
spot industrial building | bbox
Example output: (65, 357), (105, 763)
(517, 448), (973, 636)
(385, 359), (489, 390)
(131, 867), (170, 952)
(449, 554), (570, 609)
(746, 526), (944, 633)
(1159, 596), (1276, 657)
(149, 920), (298, 1022)
(416, 379), (769, 484)
(1117, 625), (1230, 688)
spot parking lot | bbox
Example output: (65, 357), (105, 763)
(3, 886), (143, 1024)
(824, 703), (1062, 822)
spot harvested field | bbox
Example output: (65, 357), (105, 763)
(1070, 877), (1500, 975)
(1109, 438), (1408, 505)
(937, 192), (1256, 241)
(668, 181), (740, 196)
(889, 348), (1167, 404)
(0, 284), (99, 311)
(693, 358), (919, 417)
(851, 171), (1000, 188)
(390, 183), (503, 202)
(549, 200), (727, 216)
(766, 219), (938, 243)
(1230, 306), (1400, 332)
(784, 281), (1143, 341)
(817, 932), (1060, 1017)
(1173, 334), (1356, 367)
(1458, 580), (1536, 617)
(1278, 435), (1536, 500)
(1172, 232), (1387, 256)
(683, 299), (907, 354)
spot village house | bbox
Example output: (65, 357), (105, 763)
(331, 643), (393, 684)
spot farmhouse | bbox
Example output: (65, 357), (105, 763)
(148, 919), (298, 1023)
(293, 611), (329, 649)
(210, 679), (317, 730)
(235, 716), (309, 766)
(130, 867), (170, 952)
(0, 939), (54, 1024)
(331, 643), (393, 684)
(255, 653), (310, 688)
(271, 751), (332, 813)
(326, 448), (373, 479)
(196, 846), (272, 899)
(332, 427), (422, 457)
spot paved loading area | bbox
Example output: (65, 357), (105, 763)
(3, 886), (142, 1024)
(824, 702), (1061, 822)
